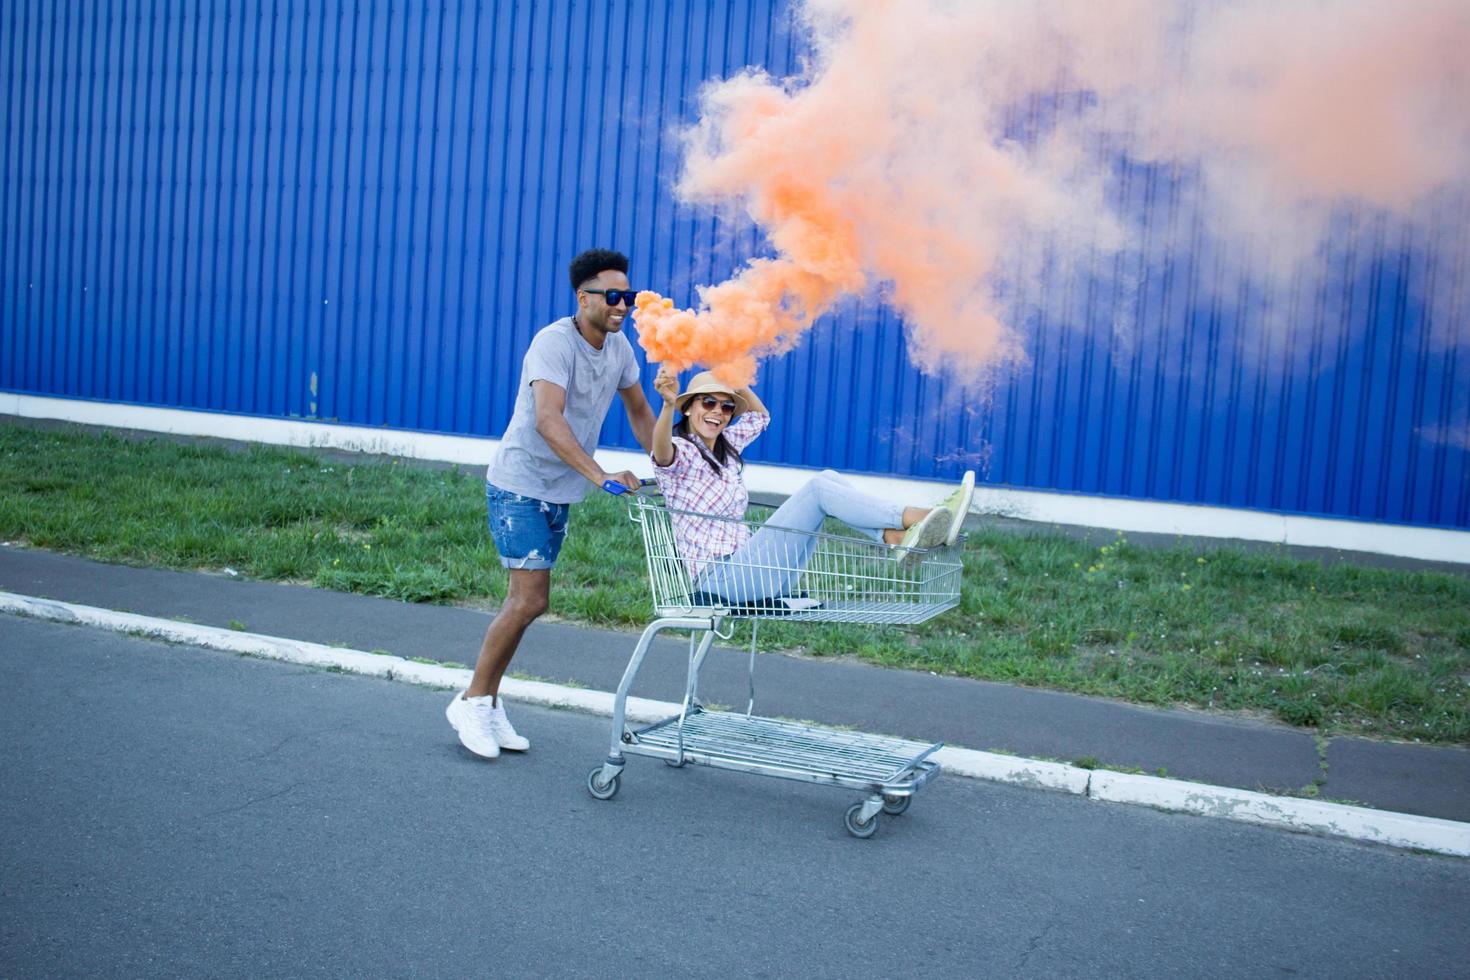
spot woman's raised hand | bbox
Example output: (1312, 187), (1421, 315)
(654, 366), (680, 406)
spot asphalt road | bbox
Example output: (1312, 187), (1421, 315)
(12, 547), (1469, 823)
(3, 614), (1467, 979)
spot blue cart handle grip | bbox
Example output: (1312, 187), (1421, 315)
(602, 478), (656, 495)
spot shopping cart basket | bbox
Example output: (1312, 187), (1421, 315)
(586, 483), (964, 838)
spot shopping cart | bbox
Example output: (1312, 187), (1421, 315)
(586, 481), (964, 838)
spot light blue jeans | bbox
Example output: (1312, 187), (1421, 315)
(695, 470), (904, 603)
(486, 482), (569, 570)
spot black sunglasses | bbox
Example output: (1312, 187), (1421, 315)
(696, 395), (738, 414)
(582, 287), (638, 307)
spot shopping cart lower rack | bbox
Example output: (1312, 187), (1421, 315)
(586, 489), (964, 838)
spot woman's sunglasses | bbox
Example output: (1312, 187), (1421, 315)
(696, 395), (737, 414)
(582, 288), (638, 307)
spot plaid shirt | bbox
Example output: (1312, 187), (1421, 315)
(652, 412), (770, 578)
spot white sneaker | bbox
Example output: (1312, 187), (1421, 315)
(487, 700), (530, 752)
(934, 470), (976, 547)
(446, 691), (500, 759)
(894, 508), (949, 569)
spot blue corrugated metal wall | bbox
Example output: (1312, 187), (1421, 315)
(3, 1), (1468, 530)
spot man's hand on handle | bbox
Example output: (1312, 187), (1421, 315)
(601, 469), (641, 491)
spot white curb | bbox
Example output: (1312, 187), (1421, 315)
(0, 591), (680, 725)
(1087, 770), (1470, 856)
(3, 590), (1467, 858)
(931, 745), (1092, 795)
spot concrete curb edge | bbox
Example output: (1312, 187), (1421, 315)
(4, 590), (1466, 858)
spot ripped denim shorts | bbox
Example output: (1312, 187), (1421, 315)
(485, 482), (569, 570)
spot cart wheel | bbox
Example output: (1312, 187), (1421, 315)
(844, 802), (880, 839)
(586, 767), (620, 800)
(881, 794), (911, 816)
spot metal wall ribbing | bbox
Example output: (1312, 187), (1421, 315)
(2, 1), (1467, 530)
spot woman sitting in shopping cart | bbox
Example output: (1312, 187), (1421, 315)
(649, 366), (974, 606)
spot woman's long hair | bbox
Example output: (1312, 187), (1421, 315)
(673, 414), (743, 475)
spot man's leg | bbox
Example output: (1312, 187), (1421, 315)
(467, 567), (550, 703)
(447, 485), (564, 757)
(445, 568), (549, 757)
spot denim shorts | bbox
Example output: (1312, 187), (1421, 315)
(485, 482), (569, 570)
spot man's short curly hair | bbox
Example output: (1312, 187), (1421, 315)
(568, 249), (629, 290)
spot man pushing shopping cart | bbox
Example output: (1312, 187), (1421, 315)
(450, 246), (972, 835)
(445, 249), (659, 760)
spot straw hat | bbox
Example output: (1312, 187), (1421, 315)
(675, 370), (749, 417)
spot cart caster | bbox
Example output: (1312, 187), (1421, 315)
(586, 766), (621, 800)
(881, 794), (911, 816)
(844, 802), (880, 839)
(664, 757), (687, 768)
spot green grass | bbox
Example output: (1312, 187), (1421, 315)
(2, 423), (1468, 743)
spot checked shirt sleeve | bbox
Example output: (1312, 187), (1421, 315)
(723, 411), (770, 453)
(652, 434), (698, 478)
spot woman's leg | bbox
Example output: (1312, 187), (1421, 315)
(776, 470), (906, 543)
(697, 471), (907, 602)
(697, 482), (825, 602)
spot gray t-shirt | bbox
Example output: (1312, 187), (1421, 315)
(487, 317), (641, 504)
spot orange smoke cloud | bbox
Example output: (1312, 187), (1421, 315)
(633, 252), (848, 387)
(635, 0), (1470, 383)
(1175, 2), (1470, 212)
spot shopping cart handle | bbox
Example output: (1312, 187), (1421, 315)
(601, 478), (656, 495)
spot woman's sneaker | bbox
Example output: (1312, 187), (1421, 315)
(894, 507), (950, 569)
(487, 700), (530, 752)
(446, 691), (500, 759)
(933, 470), (976, 547)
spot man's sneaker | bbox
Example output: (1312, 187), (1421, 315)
(487, 700), (530, 752)
(445, 691), (500, 759)
(933, 470), (976, 547)
(894, 507), (949, 569)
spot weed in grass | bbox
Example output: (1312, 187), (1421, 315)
(1072, 755), (1101, 770)
(1278, 697), (1324, 727)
